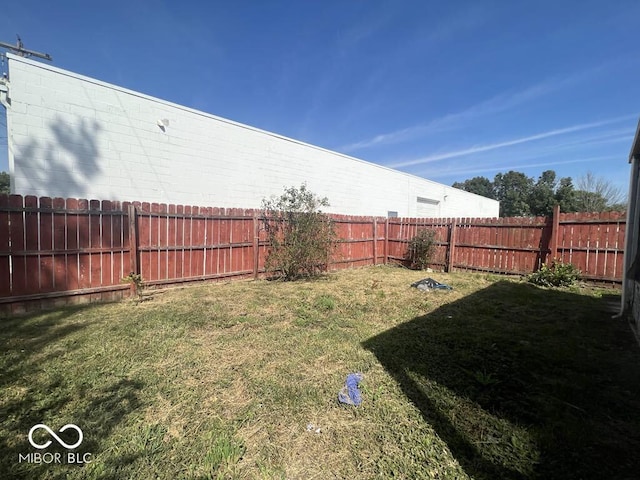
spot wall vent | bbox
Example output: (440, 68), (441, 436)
(416, 196), (440, 205)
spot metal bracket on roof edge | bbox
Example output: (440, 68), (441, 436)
(0, 80), (9, 109)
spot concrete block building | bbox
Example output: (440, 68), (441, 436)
(1, 53), (498, 218)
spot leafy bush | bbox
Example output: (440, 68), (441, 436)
(405, 228), (437, 270)
(527, 259), (581, 287)
(261, 184), (337, 280)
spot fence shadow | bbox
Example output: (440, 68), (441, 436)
(362, 281), (640, 480)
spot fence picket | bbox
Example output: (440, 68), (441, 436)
(0, 195), (9, 297)
(0, 194), (627, 312)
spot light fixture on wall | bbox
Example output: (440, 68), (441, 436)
(157, 118), (169, 132)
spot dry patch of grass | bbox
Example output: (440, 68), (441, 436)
(1, 266), (638, 479)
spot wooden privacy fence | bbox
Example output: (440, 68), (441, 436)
(0, 196), (626, 313)
(386, 206), (626, 282)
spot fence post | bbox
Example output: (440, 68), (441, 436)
(447, 220), (457, 272)
(128, 204), (139, 276)
(253, 211), (259, 280)
(384, 218), (389, 265)
(372, 218), (377, 265)
(549, 204), (560, 261)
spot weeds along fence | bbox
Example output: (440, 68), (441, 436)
(0, 196), (626, 313)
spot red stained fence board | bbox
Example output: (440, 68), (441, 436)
(0, 195), (626, 310)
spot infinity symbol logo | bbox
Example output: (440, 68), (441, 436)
(28, 424), (83, 450)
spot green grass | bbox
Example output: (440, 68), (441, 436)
(1, 266), (639, 479)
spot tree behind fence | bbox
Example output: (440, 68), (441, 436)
(0, 195), (626, 313)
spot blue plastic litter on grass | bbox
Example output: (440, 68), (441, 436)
(410, 277), (453, 291)
(338, 373), (363, 406)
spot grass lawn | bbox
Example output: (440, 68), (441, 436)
(1, 266), (639, 479)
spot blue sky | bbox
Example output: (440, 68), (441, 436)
(1, 1), (639, 193)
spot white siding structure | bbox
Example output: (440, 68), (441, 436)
(623, 118), (640, 343)
(2, 54), (498, 217)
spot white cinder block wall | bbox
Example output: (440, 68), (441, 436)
(5, 54), (499, 218)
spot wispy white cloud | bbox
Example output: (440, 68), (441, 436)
(387, 114), (637, 169)
(420, 5), (487, 45)
(424, 156), (614, 180)
(340, 62), (624, 153)
(539, 129), (632, 151)
(336, 6), (396, 52)
(297, 6), (398, 139)
(339, 80), (562, 152)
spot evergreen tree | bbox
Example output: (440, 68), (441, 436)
(528, 170), (557, 216)
(554, 177), (577, 213)
(493, 171), (533, 217)
(452, 176), (495, 199)
(0, 172), (9, 195)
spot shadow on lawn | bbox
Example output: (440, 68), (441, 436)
(363, 281), (640, 480)
(0, 307), (144, 479)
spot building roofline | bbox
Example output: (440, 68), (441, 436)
(630, 118), (640, 163)
(6, 53), (496, 204)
